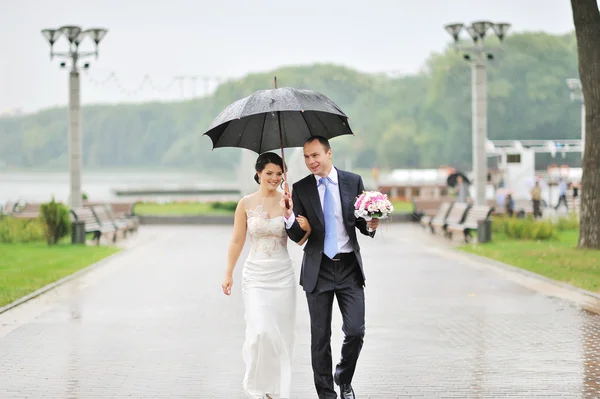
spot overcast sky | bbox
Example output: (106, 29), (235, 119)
(0, 0), (578, 113)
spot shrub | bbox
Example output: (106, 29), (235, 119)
(40, 198), (71, 245)
(0, 216), (46, 243)
(211, 201), (238, 212)
(555, 213), (580, 231)
(492, 216), (555, 241)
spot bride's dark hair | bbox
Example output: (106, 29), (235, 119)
(254, 152), (286, 184)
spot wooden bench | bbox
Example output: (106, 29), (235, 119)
(420, 202), (453, 233)
(86, 201), (139, 232)
(431, 202), (469, 235)
(446, 205), (494, 242)
(412, 197), (452, 219)
(10, 202), (42, 220)
(88, 205), (129, 241)
(70, 207), (116, 245)
(105, 205), (139, 233)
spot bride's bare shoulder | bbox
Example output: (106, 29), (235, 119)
(241, 192), (262, 212)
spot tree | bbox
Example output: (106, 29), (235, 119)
(0, 33), (585, 172)
(571, 0), (600, 249)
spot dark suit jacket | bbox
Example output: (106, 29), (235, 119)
(286, 168), (375, 293)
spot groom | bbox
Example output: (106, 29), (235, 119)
(282, 136), (379, 399)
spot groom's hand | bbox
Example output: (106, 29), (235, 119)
(280, 192), (294, 219)
(367, 218), (380, 230)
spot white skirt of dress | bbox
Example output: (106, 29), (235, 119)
(241, 255), (296, 399)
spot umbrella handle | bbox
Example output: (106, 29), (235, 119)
(283, 181), (290, 209)
(273, 102), (291, 210)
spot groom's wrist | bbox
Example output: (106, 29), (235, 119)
(283, 212), (296, 229)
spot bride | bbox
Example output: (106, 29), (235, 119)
(222, 151), (311, 399)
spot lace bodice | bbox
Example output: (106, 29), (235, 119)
(246, 205), (288, 258)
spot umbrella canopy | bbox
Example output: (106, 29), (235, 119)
(446, 171), (470, 187)
(203, 87), (354, 154)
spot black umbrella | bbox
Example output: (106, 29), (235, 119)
(203, 77), (354, 202)
(446, 171), (470, 187)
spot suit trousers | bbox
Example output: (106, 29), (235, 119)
(305, 252), (365, 399)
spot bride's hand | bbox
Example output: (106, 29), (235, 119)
(297, 215), (311, 233)
(280, 192), (293, 218)
(222, 274), (233, 295)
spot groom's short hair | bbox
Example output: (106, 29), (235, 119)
(305, 136), (331, 152)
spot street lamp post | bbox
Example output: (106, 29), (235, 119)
(566, 78), (585, 159)
(41, 25), (108, 209)
(443, 21), (511, 206)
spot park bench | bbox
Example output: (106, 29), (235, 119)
(10, 202), (42, 220)
(85, 201), (139, 232)
(420, 201), (453, 233)
(70, 207), (116, 245)
(106, 204), (139, 233)
(446, 205), (494, 242)
(88, 204), (129, 240)
(412, 197), (451, 219)
(431, 202), (469, 235)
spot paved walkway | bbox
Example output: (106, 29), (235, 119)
(1, 224), (600, 398)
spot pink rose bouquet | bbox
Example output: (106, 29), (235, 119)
(354, 191), (394, 221)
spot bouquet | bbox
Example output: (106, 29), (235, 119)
(354, 191), (394, 226)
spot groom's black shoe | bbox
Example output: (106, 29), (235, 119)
(339, 383), (355, 399)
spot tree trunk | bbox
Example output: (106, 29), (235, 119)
(571, 0), (600, 249)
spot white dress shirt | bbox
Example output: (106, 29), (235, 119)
(284, 167), (353, 254)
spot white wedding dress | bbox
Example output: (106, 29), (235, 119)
(242, 204), (296, 399)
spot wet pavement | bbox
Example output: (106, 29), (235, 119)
(1, 224), (600, 398)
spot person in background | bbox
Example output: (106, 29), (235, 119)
(555, 179), (569, 211)
(531, 181), (542, 219)
(504, 193), (515, 217)
(572, 181), (580, 210)
(456, 175), (471, 204)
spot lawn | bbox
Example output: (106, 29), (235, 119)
(0, 243), (120, 307)
(391, 200), (413, 213)
(134, 200), (414, 215)
(460, 230), (600, 293)
(133, 201), (235, 215)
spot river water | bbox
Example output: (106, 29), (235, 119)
(0, 170), (241, 205)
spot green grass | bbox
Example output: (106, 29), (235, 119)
(133, 202), (235, 216)
(0, 243), (121, 307)
(390, 200), (413, 213)
(134, 200), (414, 216)
(460, 230), (600, 293)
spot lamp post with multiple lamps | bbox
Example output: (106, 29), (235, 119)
(443, 21), (511, 206)
(41, 25), (108, 209)
(566, 78), (585, 160)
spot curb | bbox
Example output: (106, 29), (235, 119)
(444, 245), (600, 314)
(0, 249), (127, 316)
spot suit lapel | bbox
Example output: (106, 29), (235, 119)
(337, 168), (353, 224)
(306, 177), (324, 227)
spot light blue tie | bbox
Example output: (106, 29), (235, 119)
(320, 177), (338, 259)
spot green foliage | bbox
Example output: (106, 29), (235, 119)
(0, 216), (46, 243)
(0, 32), (581, 171)
(555, 213), (580, 231)
(40, 198), (71, 245)
(210, 201), (238, 212)
(492, 216), (556, 241)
